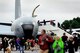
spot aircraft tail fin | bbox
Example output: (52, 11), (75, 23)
(15, 0), (21, 19)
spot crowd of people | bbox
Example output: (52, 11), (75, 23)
(0, 29), (80, 53)
(1, 36), (37, 53)
(38, 29), (80, 53)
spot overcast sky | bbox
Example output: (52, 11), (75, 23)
(0, 0), (80, 23)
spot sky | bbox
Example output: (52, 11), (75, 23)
(0, 0), (80, 23)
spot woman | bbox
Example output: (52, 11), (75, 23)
(52, 36), (64, 53)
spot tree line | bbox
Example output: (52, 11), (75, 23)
(61, 17), (80, 29)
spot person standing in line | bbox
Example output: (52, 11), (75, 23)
(38, 29), (53, 53)
(48, 35), (54, 53)
(73, 34), (79, 52)
(2, 37), (9, 53)
(15, 37), (20, 51)
(9, 38), (15, 51)
(20, 37), (25, 53)
(25, 39), (31, 50)
(62, 33), (68, 53)
(28, 37), (36, 51)
(52, 36), (64, 53)
(62, 33), (68, 43)
(6, 39), (12, 53)
(68, 37), (75, 53)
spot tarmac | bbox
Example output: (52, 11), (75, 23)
(0, 49), (80, 53)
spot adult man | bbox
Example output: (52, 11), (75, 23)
(15, 38), (20, 51)
(68, 37), (74, 53)
(62, 33), (68, 43)
(38, 29), (53, 53)
(62, 33), (68, 53)
(73, 34), (78, 52)
(20, 37), (25, 53)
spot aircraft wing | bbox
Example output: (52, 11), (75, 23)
(0, 22), (12, 26)
(39, 20), (55, 23)
(0, 22), (14, 37)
